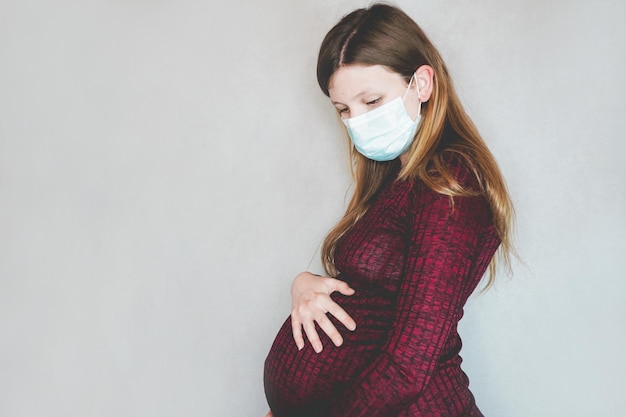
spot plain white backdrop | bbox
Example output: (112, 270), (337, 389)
(1, 0), (625, 416)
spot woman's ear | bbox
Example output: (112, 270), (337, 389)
(414, 65), (435, 102)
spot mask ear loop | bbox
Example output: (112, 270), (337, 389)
(403, 74), (422, 117)
(402, 74), (414, 100)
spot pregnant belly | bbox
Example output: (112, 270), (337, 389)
(263, 292), (394, 417)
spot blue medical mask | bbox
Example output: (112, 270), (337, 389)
(342, 76), (421, 162)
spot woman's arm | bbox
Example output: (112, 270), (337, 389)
(326, 169), (499, 416)
(290, 272), (356, 352)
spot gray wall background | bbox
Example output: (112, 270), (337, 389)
(1, 0), (625, 416)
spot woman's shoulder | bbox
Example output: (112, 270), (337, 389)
(442, 150), (483, 191)
(404, 149), (494, 221)
(412, 149), (483, 195)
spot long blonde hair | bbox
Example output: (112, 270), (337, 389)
(317, 4), (514, 288)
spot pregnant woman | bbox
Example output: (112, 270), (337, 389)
(264, 4), (514, 416)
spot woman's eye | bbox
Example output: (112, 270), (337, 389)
(338, 108), (348, 114)
(366, 98), (381, 105)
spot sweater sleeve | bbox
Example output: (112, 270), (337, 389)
(326, 165), (496, 416)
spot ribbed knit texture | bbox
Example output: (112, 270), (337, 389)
(264, 155), (501, 417)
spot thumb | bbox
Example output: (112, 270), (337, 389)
(333, 280), (355, 296)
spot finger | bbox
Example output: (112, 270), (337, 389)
(291, 318), (305, 351)
(315, 314), (344, 347)
(302, 321), (323, 353)
(325, 278), (355, 296)
(265, 411), (274, 417)
(336, 281), (355, 296)
(326, 303), (357, 331)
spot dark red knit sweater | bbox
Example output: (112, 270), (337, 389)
(264, 156), (500, 416)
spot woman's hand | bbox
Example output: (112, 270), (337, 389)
(265, 411), (273, 417)
(290, 271), (356, 353)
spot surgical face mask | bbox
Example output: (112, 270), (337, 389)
(342, 76), (421, 162)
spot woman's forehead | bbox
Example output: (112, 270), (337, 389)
(328, 65), (405, 100)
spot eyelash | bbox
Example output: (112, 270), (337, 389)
(338, 98), (381, 114)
